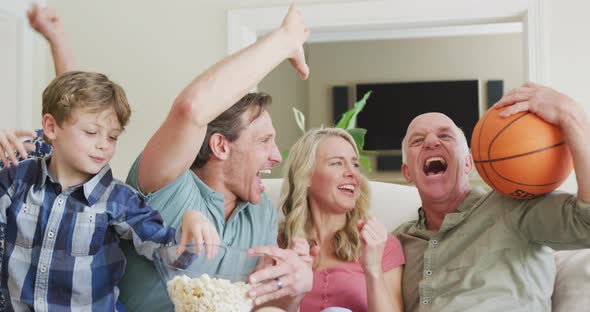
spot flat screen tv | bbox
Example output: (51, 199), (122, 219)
(356, 80), (480, 150)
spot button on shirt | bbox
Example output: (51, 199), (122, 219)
(0, 157), (177, 312)
(395, 187), (590, 312)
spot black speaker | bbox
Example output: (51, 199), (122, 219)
(377, 155), (403, 171)
(487, 80), (504, 108)
(332, 86), (349, 124)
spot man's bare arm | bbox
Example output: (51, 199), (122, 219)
(137, 4), (310, 193)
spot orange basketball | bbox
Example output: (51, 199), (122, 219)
(471, 107), (573, 199)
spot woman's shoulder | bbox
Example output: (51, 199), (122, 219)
(385, 233), (403, 250)
(382, 233), (405, 270)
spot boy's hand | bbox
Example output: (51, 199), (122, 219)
(177, 210), (220, 258)
(27, 3), (65, 42)
(0, 129), (37, 168)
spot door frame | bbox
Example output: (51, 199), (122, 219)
(227, 0), (546, 84)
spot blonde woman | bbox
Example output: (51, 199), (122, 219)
(279, 128), (404, 312)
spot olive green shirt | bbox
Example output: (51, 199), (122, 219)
(394, 187), (590, 312)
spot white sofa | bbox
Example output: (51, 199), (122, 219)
(262, 178), (590, 311)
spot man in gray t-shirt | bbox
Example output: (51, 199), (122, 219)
(118, 4), (313, 312)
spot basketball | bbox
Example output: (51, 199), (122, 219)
(471, 107), (573, 199)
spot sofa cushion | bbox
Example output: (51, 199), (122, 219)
(552, 249), (590, 311)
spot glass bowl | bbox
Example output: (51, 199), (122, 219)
(153, 243), (261, 312)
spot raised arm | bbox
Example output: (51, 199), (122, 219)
(494, 82), (590, 202)
(27, 4), (76, 75)
(137, 4), (309, 193)
(0, 6), (72, 169)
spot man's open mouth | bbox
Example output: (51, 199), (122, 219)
(423, 156), (447, 176)
(258, 169), (272, 176)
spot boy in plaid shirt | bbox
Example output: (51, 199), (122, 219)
(0, 69), (203, 312)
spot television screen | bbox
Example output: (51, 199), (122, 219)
(356, 80), (479, 150)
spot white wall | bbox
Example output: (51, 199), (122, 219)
(41, 0), (233, 178)
(31, 0), (590, 189)
(545, 0), (590, 192)
(258, 59), (309, 176)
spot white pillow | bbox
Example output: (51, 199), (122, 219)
(262, 179), (420, 231)
(552, 249), (590, 311)
(365, 181), (420, 230)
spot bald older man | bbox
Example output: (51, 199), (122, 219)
(394, 83), (590, 312)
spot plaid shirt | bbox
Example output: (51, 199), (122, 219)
(0, 222), (5, 311)
(0, 129), (52, 170)
(0, 157), (177, 311)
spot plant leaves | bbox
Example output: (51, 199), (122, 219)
(346, 128), (367, 151)
(292, 107), (306, 133)
(335, 91), (372, 130)
(282, 149), (290, 161)
(359, 155), (372, 173)
(287, 90), (373, 172)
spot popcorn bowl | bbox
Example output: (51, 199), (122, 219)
(154, 243), (261, 312)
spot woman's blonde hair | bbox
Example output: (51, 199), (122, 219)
(279, 128), (370, 262)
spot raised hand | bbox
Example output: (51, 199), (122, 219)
(177, 210), (221, 258)
(27, 4), (65, 42)
(280, 3), (310, 80)
(358, 217), (388, 275)
(27, 3), (76, 75)
(0, 129), (37, 168)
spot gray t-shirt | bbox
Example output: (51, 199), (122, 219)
(118, 156), (278, 312)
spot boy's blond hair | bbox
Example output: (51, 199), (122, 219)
(42, 71), (131, 129)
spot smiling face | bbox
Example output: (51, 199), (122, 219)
(44, 107), (121, 182)
(308, 136), (361, 214)
(224, 109), (282, 204)
(402, 112), (473, 203)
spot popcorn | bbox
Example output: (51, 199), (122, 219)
(167, 274), (254, 312)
